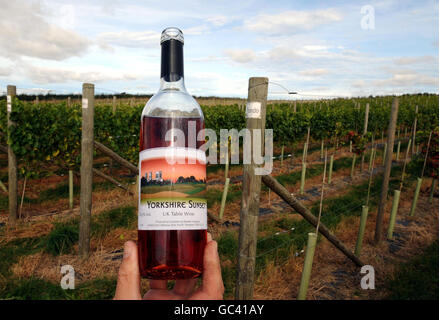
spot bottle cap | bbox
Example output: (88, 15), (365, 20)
(160, 27), (184, 44)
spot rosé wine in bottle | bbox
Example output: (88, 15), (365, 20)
(138, 27), (207, 280)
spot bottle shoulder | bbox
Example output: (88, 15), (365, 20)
(142, 89), (204, 118)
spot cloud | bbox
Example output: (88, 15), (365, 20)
(394, 56), (436, 65)
(97, 30), (160, 48)
(0, 0), (89, 60)
(185, 25), (211, 36)
(373, 71), (439, 87)
(206, 15), (230, 27)
(23, 64), (141, 84)
(268, 47), (301, 61)
(224, 49), (256, 63)
(243, 9), (343, 35)
(299, 69), (330, 77)
(0, 66), (12, 77)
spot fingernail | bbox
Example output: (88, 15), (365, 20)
(207, 233), (212, 242)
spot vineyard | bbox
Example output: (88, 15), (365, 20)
(1, 86), (439, 300)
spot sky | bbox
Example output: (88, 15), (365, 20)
(0, 0), (438, 99)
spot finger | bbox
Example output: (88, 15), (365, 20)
(207, 232), (212, 242)
(200, 240), (224, 299)
(173, 279), (198, 297)
(114, 241), (142, 300)
(149, 280), (168, 290)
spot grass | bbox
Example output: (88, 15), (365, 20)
(0, 277), (117, 300)
(16, 178), (133, 206)
(91, 206), (136, 238)
(0, 237), (46, 278)
(0, 205), (136, 299)
(206, 184), (242, 208)
(217, 161), (415, 298)
(45, 224), (79, 256)
(386, 239), (439, 299)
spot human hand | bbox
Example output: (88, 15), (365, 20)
(114, 233), (224, 300)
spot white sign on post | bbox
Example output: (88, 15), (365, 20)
(82, 98), (88, 109)
(246, 101), (261, 119)
(7, 95), (11, 113)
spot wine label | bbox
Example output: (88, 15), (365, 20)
(138, 147), (207, 230)
(246, 101), (261, 119)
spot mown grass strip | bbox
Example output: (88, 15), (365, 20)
(386, 239), (439, 300)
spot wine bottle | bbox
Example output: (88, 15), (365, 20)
(138, 27), (207, 280)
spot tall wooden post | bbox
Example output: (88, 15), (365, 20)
(235, 77), (268, 300)
(79, 83), (95, 258)
(7, 85), (18, 225)
(112, 96), (117, 114)
(375, 98), (398, 244)
(363, 103), (369, 135)
(361, 103), (370, 171)
(412, 105), (418, 155)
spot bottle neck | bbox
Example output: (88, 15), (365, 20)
(161, 39), (184, 82)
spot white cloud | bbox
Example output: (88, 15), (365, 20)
(0, 66), (12, 77)
(23, 64), (141, 84)
(206, 15), (230, 27)
(0, 0), (89, 61)
(97, 30), (160, 48)
(299, 69), (330, 77)
(185, 25), (211, 36)
(268, 47), (301, 61)
(394, 56), (436, 65)
(373, 71), (439, 87)
(243, 9), (343, 35)
(224, 49), (256, 63)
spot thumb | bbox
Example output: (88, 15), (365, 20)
(114, 241), (142, 300)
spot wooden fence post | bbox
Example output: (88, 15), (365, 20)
(69, 170), (74, 210)
(235, 77), (268, 300)
(368, 146), (375, 173)
(412, 105), (418, 155)
(79, 83), (95, 258)
(7, 85), (18, 225)
(112, 96), (117, 114)
(361, 103), (369, 171)
(375, 98), (398, 244)
(382, 142), (387, 165)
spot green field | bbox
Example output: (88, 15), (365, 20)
(141, 182), (206, 195)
